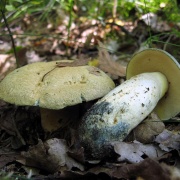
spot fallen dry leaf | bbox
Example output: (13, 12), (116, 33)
(0, 105), (40, 149)
(61, 158), (176, 180)
(47, 138), (84, 171)
(0, 152), (21, 169)
(22, 138), (84, 173)
(155, 129), (180, 152)
(112, 140), (165, 163)
(112, 158), (171, 180)
(0, 54), (16, 81)
(161, 163), (180, 180)
(98, 41), (126, 77)
(127, 113), (165, 143)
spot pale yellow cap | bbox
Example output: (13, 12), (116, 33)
(0, 61), (115, 109)
(126, 48), (180, 120)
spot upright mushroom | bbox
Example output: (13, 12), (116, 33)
(78, 48), (180, 159)
(0, 60), (115, 132)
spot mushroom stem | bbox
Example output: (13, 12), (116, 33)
(40, 106), (80, 132)
(40, 108), (64, 132)
(79, 72), (168, 158)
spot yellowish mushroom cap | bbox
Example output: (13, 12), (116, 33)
(126, 48), (180, 120)
(0, 61), (115, 109)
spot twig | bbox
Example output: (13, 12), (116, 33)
(41, 67), (57, 82)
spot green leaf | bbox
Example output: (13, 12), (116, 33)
(30, 0), (43, 5)
(5, 5), (15, 11)
(14, 0), (23, 3)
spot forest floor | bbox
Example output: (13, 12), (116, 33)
(0, 11), (180, 179)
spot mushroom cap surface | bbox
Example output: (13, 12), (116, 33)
(0, 61), (115, 109)
(126, 48), (180, 120)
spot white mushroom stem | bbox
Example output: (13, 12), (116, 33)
(98, 72), (168, 129)
(79, 72), (168, 158)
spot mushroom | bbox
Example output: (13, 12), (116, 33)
(78, 48), (180, 159)
(0, 60), (115, 132)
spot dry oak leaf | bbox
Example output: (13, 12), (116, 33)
(21, 138), (84, 173)
(98, 41), (126, 77)
(155, 129), (180, 152)
(112, 140), (166, 163)
(128, 113), (165, 143)
(61, 158), (174, 180)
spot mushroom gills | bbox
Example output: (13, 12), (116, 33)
(79, 72), (168, 159)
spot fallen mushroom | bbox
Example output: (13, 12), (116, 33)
(78, 48), (180, 159)
(0, 60), (115, 132)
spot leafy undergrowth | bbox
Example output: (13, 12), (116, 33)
(0, 102), (180, 180)
(0, 54), (180, 180)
